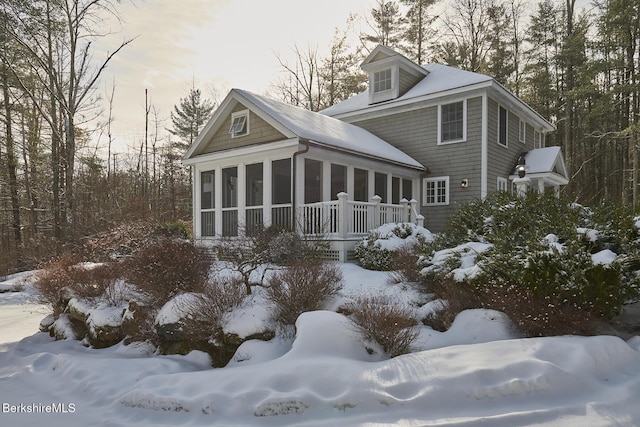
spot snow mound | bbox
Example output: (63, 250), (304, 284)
(285, 311), (376, 361)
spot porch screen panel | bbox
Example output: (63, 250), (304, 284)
(272, 158), (291, 204)
(201, 170), (215, 236)
(392, 177), (401, 204)
(375, 172), (387, 202)
(402, 179), (412, 200)
(354, 168), (368, 201)
(246, 162), (263, 206)
(222, 167), (238, 236)
(305, 159), (323, 204)
(222, 167), (238, 208)
(272, 158), (292, 230)
(331, 164), (347, 200)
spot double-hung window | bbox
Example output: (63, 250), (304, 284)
(534, 130), (542, 149)
(439, 101), (466, 144)
(519, 119), (526, 143)
(423, 176), (449, 206)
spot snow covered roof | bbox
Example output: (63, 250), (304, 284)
(321, 62), (554, 133)
(511, 146), (569, 186)
(185, 89), (425, 170)
(321, 63), (493, 117)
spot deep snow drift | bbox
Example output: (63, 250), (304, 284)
(1, 266), (640, 426)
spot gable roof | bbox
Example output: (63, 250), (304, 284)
(511, 146), (569, 186)
(184, 89), (425, 170)
(360, 45), (428, 78)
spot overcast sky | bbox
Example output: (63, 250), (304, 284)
(92, 0), (378, 155)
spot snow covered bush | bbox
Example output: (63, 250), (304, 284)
(265, 261), (343, 326)
(122, 238), (211, 305)
(420, 192), (640, 336)
(354, 223), (433, 271)
(177, 276), (247, 343)
(214, 225), (322, 294)
(347, 295), (419, 357)
(35, 255), (123, 315)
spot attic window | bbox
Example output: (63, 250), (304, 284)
(373, 68), (392, 93)
(229, 110), (249, 137)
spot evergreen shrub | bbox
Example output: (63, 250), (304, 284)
(420, 192), (640, 336)
(354, 223), (433, 271)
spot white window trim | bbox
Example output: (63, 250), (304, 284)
(534, 130), (542, 149)
(229, 110), (249, 138)
(519, 118), (526, 143)
(367, 62), (399, 104)
(497, 105), (508, 147)
(423, 176), (450, 206)
(497, 177), (508, 192)
(437, 99), (467, 145)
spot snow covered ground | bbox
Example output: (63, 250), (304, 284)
(1, 266), (640, 426)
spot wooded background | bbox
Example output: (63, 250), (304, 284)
(1, 0), (638, 274)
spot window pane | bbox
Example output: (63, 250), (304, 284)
(424, 178), (448, 205)
(441, 102), (464, 142)
(373, 68), (392, 93)
(354, 168), (368, 202)
(272, 158), (291, 204)
(222, 167), (237, 208)
(499, 106), (507, 146)
(246, 163), (263, 206)
(331, 164), (347, 200)
(375, 172), (387, 202)
(201, 170), (214, 209)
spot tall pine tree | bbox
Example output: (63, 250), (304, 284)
(169, 86), (215, 154)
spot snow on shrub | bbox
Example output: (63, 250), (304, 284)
(419, 192), (640, 336)
(354, 223), (434, 271)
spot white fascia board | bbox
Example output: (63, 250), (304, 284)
(182, 138), (299, 166)
(508, 172), (569, 186)
(488, 83), (555, 133)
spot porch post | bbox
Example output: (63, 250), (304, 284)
(237, 163), (246, 235)
(337, 192), (348, 238)
(401, 198), (409, 222)
(371, 195), (382, 228)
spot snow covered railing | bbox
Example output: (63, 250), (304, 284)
(298, 193), (422, 238)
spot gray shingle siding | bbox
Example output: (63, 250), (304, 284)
(351, 96), (484, 231)
(486, 98), (534, 194)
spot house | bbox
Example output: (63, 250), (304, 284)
(183, 45), (568, 261)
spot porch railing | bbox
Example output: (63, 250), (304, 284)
(297, 193), (424, 238)
(210, 195), (423, 239)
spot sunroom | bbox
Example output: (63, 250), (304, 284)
(183, 89), (426, 261)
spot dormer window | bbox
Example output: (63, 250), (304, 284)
(360, 45), (429, 105)
(229, 110), (249, 137)
(373, 68), (392, 93)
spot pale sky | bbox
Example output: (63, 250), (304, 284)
(92, 0), (378, 155)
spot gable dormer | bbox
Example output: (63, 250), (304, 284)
(361, 45), (429, 105)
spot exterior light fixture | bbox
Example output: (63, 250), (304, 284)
(461, 179), (469, 188)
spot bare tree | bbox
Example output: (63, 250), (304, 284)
(1, 0), (135, 241)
